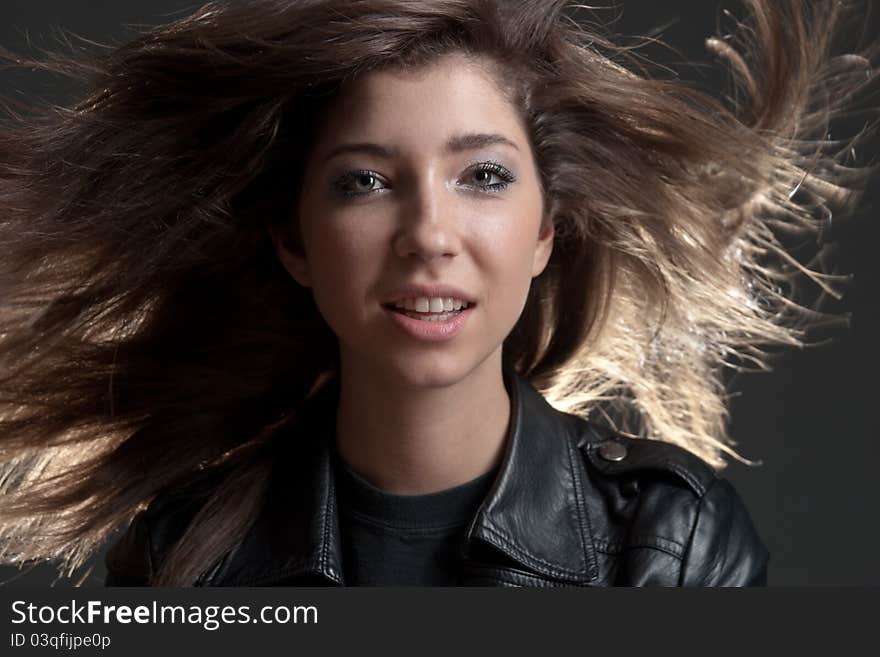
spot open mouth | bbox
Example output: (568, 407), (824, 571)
(382, 302), (475, 322)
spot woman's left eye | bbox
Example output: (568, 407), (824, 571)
(331, 162), (517, 199)
(462, 162), (516, 193)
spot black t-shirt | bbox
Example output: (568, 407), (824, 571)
(332, 450), (498, 586)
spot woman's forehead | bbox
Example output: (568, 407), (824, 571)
(311, 54), (528, 155)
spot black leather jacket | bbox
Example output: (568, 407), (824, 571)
(105, 363), (769, 587)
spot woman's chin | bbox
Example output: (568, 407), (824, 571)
(344, 351), (473, 391)
(385, 360), (470, 390)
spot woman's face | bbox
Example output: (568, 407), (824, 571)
(273, 52), (553, 389)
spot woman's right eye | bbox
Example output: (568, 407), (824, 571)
(331, 170), (388, 198)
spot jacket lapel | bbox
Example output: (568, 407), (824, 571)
(462, 360), (600, 584)
(214, 361), (600, 586)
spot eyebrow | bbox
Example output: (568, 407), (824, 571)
(321, 132), (520, 164)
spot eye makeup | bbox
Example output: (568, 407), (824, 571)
(330, 160), (517, 199)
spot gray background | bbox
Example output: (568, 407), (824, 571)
(0, 0), (877, 586)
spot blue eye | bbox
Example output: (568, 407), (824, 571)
(332, 170), (387, 198)
(331, 161), (517, 199)
(466, 162), (516, 193)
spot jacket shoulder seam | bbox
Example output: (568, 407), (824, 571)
(576, 420), (719, 497)
(677, 476), (721, 586)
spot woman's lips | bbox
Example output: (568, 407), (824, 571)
(382, 303), (475, 342)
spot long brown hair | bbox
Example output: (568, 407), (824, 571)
(0, 0), (876, 585)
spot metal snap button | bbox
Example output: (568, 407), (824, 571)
(597, 440), (627, 462)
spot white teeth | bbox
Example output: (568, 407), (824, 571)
(401, 310), (458, 322)
(392, 296), (470, 312)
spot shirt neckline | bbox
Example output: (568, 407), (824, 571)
(332, 449), (499, 530)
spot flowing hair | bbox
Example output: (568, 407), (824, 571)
(0, 0), (875, 585)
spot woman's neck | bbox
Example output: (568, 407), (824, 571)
(333, 352), (511, 496)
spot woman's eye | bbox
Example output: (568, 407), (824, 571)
(331, 162), (516, 199)
(332, 170), (387, 198)
(463, 162), (517, 193)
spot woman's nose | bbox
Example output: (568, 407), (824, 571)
(392, 176), (461, 262)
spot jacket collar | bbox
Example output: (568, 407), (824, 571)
(215, 360), (600, 586)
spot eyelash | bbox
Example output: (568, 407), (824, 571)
(331, 161), (517, 199)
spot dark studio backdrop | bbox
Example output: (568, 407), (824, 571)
(0, 0), (877, 587)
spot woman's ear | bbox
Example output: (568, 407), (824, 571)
(267, 225), (312, 288)
(531, 216), (555, 278)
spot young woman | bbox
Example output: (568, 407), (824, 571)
(0, 0), (875, 586)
